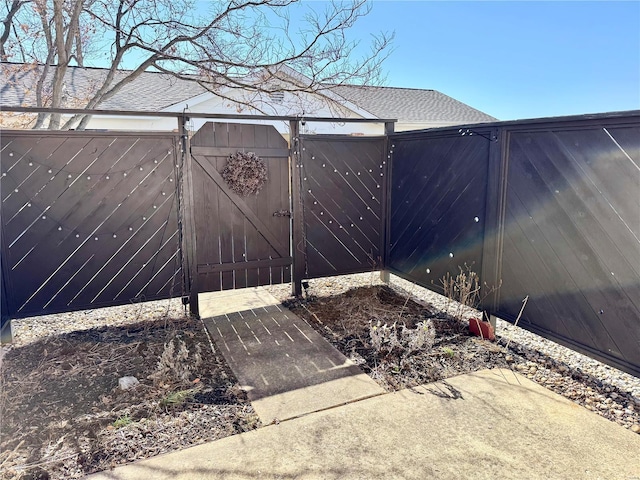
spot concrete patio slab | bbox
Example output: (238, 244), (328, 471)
(87, 368), (640, 480)
(202, 304), (384, 422)
(198, 287), (280, 318)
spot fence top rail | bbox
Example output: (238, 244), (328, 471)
(389, 109), (640, 138)
(1, 105), (396, 124)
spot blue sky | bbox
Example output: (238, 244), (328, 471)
(352, 1), (640, 120)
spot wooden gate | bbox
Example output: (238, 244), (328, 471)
(189, 122), (291, 293)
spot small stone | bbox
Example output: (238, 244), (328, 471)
(505, 355), (513, 363)
(631, 425), (640, 434)
(118, 376), (140, 390)
(529, 366), (538, 374)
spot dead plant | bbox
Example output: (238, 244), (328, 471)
(369, 319), (435, 359)
(440, 264), (500, 322)
(149, 335), (203, 386)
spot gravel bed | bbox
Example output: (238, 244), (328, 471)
(6, 298), (187, 348)
(4, 274), (639, 434)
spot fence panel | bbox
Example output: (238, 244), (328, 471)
(387, 131), (491, 290)
(387, 113), (640, 376)
(0, 131), (182, 320)
(299, 135), (386, 278)
(497, 121), (640, 374)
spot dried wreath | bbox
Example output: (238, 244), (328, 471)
(221, 151), (268, 196)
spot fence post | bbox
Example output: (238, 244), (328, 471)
(289, 120), (305, 297)
(380, 121), (395, 284)
(179, 115), (200, 318)
(480, 127), (508, 329)
(1, 261), (11, 343)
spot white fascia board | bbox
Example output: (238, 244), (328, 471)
(158, 82), (379, 121)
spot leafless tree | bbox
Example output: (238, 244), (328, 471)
(1, 0), (392, 129)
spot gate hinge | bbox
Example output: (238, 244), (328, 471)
(273, 209), (292, 218)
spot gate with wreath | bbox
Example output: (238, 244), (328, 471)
(187, 122), (292, 300)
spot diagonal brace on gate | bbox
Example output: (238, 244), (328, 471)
(191, 154), (289, 258)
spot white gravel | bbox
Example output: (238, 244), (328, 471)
(4, 272), (639, 433)
(6, 297), (187, 348)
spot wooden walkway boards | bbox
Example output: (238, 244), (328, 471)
(202, 298), (383, 423)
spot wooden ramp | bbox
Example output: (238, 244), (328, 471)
(201, 294), (383, 423)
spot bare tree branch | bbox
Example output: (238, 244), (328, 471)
(1, 0), (28, 59)
(2, 0), (393, 130)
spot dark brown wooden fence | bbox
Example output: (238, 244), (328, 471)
(0, 131), (183, 323)
(2, 111), (638, 377)
(298, 135), (387, 278)
(387, 130), (491, 287)
(189, 122), (292, 293)
(496, 123), (640, 375)
(388, 112), (640, 376)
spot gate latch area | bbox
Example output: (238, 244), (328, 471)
(273, 209), (292, 218)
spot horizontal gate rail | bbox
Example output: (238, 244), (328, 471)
(197, 257), (293, 274)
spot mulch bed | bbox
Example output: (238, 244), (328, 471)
(0, 316), (259, 480)
(285, 285), (511, 391)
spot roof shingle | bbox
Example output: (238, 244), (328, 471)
(1, 64), (207, 111)
(332, 85), (497, 124)
(1, 63), (497, 125)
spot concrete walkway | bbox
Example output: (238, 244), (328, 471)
(87, 368), (640, 480)
(198, 287), (284, 318)
(87, 289), (640, 478)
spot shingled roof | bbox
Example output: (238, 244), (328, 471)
(332, 85), (497, 125)
(1, 63), (497, 126)
(0, 63), (207, 111)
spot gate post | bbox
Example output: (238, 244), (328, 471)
(289, 120), (305, 297)
(179, 115), (200, 318)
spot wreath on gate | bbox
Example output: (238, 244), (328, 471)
(222, 151), (268, 196)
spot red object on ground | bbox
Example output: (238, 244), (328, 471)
(469, 318), (495, 340)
